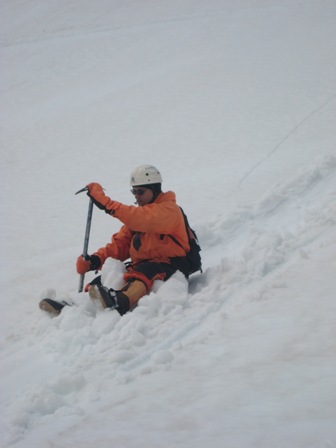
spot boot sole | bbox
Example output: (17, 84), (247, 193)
(88, 285), (108, 309)
(39, 299), (62, 316)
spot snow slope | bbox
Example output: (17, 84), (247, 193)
(1, 1), (336, 447)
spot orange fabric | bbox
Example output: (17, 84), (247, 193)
(76, 256), (91, 275)
(86, 183), (121, 213)
(94, 191), (189, 266)
(123, 270), (166, 292)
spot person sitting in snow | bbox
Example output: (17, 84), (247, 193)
(40, 165), (190, 316)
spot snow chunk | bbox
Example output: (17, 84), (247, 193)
(48, 373), (86, 395)
(151, 350), (174, 365)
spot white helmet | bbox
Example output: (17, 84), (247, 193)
(130, 164), (163, 187)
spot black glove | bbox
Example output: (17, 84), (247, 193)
(76, 254), (101, 274)
(88, 255), (101, 270)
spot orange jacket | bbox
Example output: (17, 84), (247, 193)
(94, 191), (189, 266)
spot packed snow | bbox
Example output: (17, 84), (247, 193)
(1, 1), (336, 447)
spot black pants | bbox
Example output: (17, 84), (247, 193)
(124, 258), (189, 291)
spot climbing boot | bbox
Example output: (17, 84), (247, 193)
(39, 299), (70, 316)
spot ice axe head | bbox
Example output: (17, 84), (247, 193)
(75, 187), (89, 195)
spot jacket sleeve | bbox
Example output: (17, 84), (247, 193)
(113, 202), (181, 234)
(94, 225), (133, 264)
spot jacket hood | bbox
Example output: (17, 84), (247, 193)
(155, 191), (176, 204)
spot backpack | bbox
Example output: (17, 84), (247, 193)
(168, 207), (202, 276)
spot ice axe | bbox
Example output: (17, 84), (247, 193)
(75, 187), (94, 293)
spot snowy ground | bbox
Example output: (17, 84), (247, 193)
(1, 1), (336, 447)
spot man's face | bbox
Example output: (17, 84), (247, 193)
(131, 187), (154, 206)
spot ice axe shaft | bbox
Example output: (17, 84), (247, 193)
(76, 187), (94, 292)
